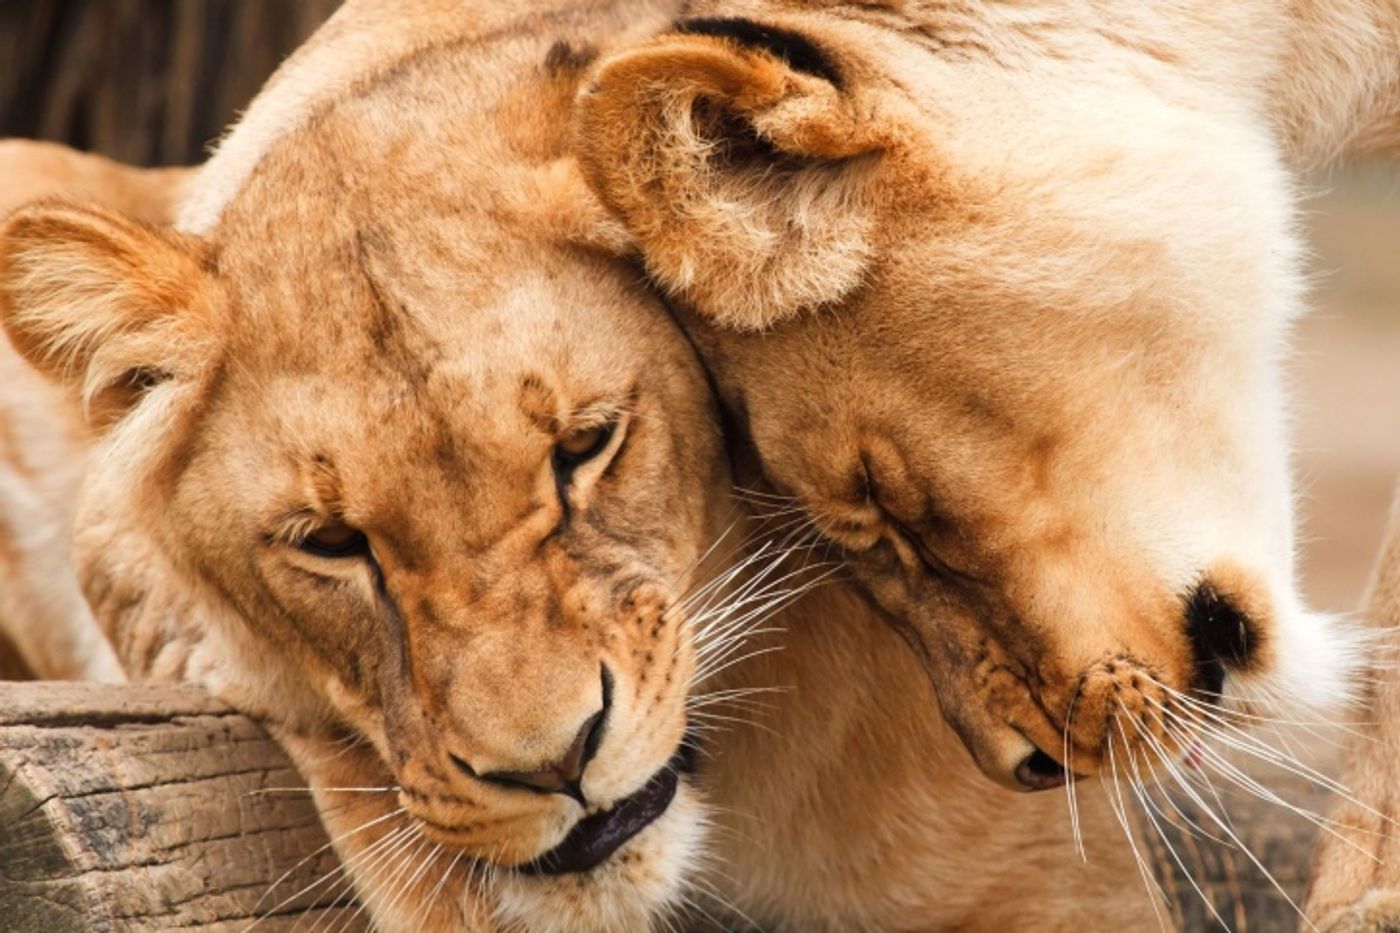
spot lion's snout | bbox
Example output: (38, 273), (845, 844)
(963, 653), (1201, 792)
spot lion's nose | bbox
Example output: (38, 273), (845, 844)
(473, 709), (606, 804)
(450, 667), (612, 805)
(1185, 580), (1260, 699)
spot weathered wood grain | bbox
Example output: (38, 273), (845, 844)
(0, 682), (364, 931)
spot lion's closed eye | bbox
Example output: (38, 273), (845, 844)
(555, 423), (615, 467)
(298, 520), (369, 559)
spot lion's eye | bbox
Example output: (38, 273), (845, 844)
(299, 520), (369, 559)
(554, 424), (614, 468)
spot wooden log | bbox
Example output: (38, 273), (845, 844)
(0, 680), (1345, 931)
(1152, 754), (1340, 931)
(0, 682), (363, 931)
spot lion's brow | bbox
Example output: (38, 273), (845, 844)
(352, 231), (441, 389)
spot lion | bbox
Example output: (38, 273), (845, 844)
(0, 3), (1175, 930)
(0, 3), (729, 929)
(573, 0), (1398, 807)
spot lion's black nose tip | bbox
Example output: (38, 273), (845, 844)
(1014, 749), (1067, 791)
(1185, 581), (1259, 699)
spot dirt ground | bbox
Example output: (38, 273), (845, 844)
(1293, 165), (1400, 615)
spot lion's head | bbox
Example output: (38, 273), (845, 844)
(0, 36), (732, 930)
(575, 8), (1365, 791)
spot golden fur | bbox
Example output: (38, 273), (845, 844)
(1, 5), (729, 929)
(0, 3), (1158, 929)
(3, 0), (1399, 929)
(0, 140), (188, 682)
(0, 134), (1154, 932)
(574, 0), (1398, 793)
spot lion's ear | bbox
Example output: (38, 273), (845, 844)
(0, 201), (221, 427)
(574, 18), (887, 331)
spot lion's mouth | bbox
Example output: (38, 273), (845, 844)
(520, 746), (689, 876)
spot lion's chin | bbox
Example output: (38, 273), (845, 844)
(491, 782), (708, 933)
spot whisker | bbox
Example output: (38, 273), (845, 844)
(1118, 702), (1237, 928)
(1131, 709), (1234, 847)
(1101, 728), (1171, 930)
(328, 824), (425, 933)
(408, 846), (463, 929)
(1063, 689), (1085, 860)
(249, 805), (406, 924)
(1168, 720), (1384, 859)
(376, 836), (440, 929)
(1150, 694), (1394, 826)
(282, 822), (415, 933)
(1142, 714), (1323, 932)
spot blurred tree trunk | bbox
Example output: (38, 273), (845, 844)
(0, 1), (341, 167)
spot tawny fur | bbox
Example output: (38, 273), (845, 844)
(0, 136), (1161, 933)
(0, 4), (1157, 929)
(574, 0), (1399, 791)
(2, 0), (1398, 929)
(2, 5), (727, 929)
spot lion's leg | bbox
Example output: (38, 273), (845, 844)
(1305, 482), (1400, 930)
(274, 731), (492, 931)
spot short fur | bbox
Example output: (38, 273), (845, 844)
(1, 4), (732, 929)
(0, 140), (188, 682)
(0, 132), (1158, 931)
(6, 0), (1399, 928)
(0, 3), (1164, 929)
(574, 0), (1399, 791)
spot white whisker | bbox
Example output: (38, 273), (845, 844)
(249, 806), (406, 925)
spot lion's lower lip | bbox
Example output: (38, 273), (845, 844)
(519, 752), (683, 876)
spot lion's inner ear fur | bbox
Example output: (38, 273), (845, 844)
(575, 19), (887, 331)
(0, 201), (220, 427)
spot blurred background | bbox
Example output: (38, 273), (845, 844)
(0, 1), (336, 166)
(1293, 165), (1400, 614)
(0, 2), (1396, 614)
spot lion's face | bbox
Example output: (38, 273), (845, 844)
(0, 103), (727, 923)
(186, 222), (715, 868)
(576, 10), (1361, 791)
